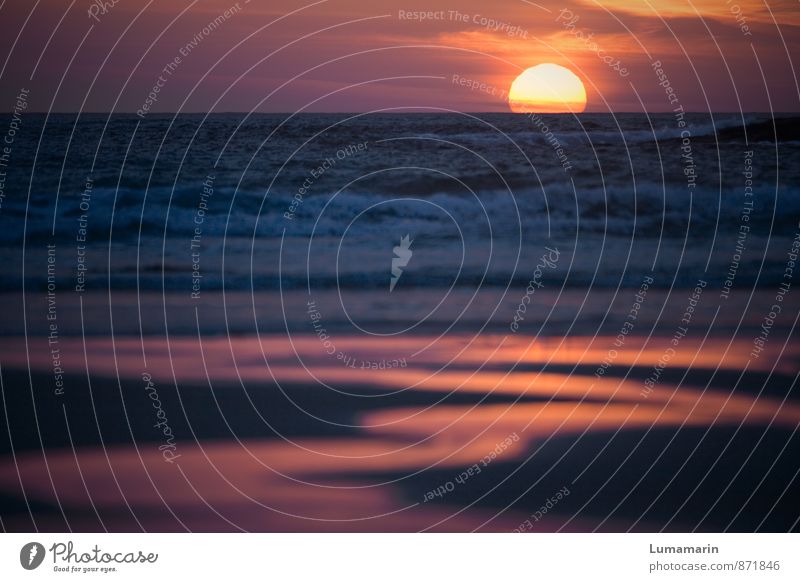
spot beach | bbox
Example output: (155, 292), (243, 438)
(1, 286), (798, 532)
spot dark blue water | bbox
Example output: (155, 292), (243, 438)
(0, 112), (797, 297)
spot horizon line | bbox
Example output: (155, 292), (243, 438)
(2, 110), (799, 115)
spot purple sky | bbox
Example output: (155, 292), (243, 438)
(1, 0), (798, 112)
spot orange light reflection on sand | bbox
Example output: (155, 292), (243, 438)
(1, 334), (798, 531)
(1, 334), (794, 384)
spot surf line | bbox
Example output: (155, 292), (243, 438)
(510, 247), (560, 333)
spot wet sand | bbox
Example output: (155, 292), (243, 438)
(1, 333), (798, 532)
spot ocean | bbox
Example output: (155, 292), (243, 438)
(2, 112), (799, 333)
(0, 113), (798, 532)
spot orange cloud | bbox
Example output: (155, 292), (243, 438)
(580, 0), (800, 26)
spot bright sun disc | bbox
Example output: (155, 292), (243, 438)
(508, 63), (587, 113)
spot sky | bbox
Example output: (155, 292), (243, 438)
(0, 0), (798, 113)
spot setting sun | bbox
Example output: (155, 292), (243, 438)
(508, 63), (587, 113)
